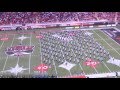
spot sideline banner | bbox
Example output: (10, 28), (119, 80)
(0, 20), (114, 31)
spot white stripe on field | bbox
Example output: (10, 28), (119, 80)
(92, 30), (112, 72)
(94, 30), (120, 57)
(93, 66), (99, 73)
(39, 37), (43, 74)
(94, 38), (109, 41)
(51, 47), (58, 76)
(17, 35), (25, 65)
(17, 57), (20, 64)
(107, 48), (120, 51)
(73, 38), (89, 75)
(39, 35), (58, 76)
(102, 61), (112, 72)
(0, 41), (5, 50)
(2, 34), (15, 73)
(52, 56), (58, 77)
(69, 70), (72, 76)
(0, 38), (5, 67)
(71, 48), (86, 75)
(60, 47), (72, 76)
(100, 29), (120, 49)
(39, 40), (42, 64)
(28, 33), (32, 74)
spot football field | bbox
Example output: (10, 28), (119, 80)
(0, 28), (120, 78)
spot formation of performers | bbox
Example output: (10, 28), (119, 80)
(40, 30), (111, 65)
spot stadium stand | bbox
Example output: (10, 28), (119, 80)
(0, 12), (120, 25)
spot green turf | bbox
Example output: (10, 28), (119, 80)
(0, 28), (120, 78)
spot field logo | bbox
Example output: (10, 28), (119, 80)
(85, 32), (93, 36)
(33, 64), (49, 73)
(17, 35), (29, 41)
(0, 34), (9, 41)
(59, 61), (76, 71)
(84, 58), (100, 68)
(1, 64), (28, 76)
(5, 45), (35, 56)
(0, 37), (9, 41)
(36, 35), (43, 39)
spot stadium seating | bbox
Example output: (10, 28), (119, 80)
(0, 12), (119, 25)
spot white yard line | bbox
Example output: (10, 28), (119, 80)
(98, 29), (120, 68)
(92, 30), (113, 72)
(52, 56), (58, 77)
(93, 66), (99, 73)
(16, 35), (25, 67)
(100, 29), (120, 48)
(73, 38), (91, 75)
(102, 61), (112, 72)
(28, 33), (32, 74)
(40, 36), (58, 76)
(39, 42), (42, 64)
(2, 34), (15, 73)
(107, 48), (120, 51)
(0, 39), (5, 66)
(71, 48), (86, 75)
(79, 63), (86, 75)
(0, 40), (5, 60)
(94, 38), (109, 41)
(53, 48), (58, 77)
(0, 41), (5, 50)
(68, 70), (72, 76)
(60, 47), (72, 76)
(39, 36), (44, 74)
(17, 56), (20, 64)
(74, 31), (100, 74)
(94, 30), (120, 56)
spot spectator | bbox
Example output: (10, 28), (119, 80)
(0, 12), (119, 25)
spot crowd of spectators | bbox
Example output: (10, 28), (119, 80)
(0, 12), (119, 25)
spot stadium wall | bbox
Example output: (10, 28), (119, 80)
(0, 20), (116, 31)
